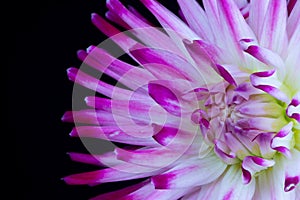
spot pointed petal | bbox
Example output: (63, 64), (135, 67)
(216, 0), (256, 62)
(90, 180), (150, 200)
(177, 0), (214, 41)
(196, 165), (255, 200)
(71, 126), (158, 146)
(248, 0), (270, 41)
(91, 13), (138, 52)
(271, 122), (294, 157)
(66, 67), (133, 99)
(148, 82), (181, 117)
(151, 155), (226, 189)
(115, 147), (183, 168)
(287, 0), (300, 38)
(140, 0), (199, 40)
(130, 46), (202, 83)
(242, 44), (285, 72)
(242, 156), (275, 184)
(106, 0), (182, 53)
(81, 46), (155, 90)
(85, 96), (169, 128)
(259, 0), (288, 55)
(254, 157), (296, 199)
(283, 149), (300, 192)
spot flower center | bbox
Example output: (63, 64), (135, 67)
(191, 81), (297, 163)
(191, 81), (300, 185)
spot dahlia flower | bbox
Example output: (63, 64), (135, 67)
(63, 0), (300, 199)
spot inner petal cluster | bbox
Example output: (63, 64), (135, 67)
(191, 80), (297, 185)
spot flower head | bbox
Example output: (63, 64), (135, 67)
(63, 0), (300, 199)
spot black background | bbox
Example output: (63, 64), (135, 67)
(13, 0), (184, 199)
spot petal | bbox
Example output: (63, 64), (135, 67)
(253, 156), (296, 199)
(81, 46), (155, 90)
(63, 163), (160, 185)
(214, 139), (239, 165)
(248, 0), (270, 42)
(286, 92), (300, 122)
(115, 147), (183, 168)
(106, 0), (182, 53)
(68, 151), (121, 167)
(177, 0), (214, 41)
(91, 13), (138, 52)
(90, 180), (150, 200)
(259, 0), (288, 55)
(85, 97), (170, 128)
(287, 0), (300, 38)
(196, 165), (255, 200)
(241, 156), (275, 184)
(140, 0), (199, 40)
(66, 67), (133, 99)
(70, 126), (158, 146)
(283, 149), (300, 192)
(242, 44), (285, 72)
(130, 46), (202, 83)
(216, 0), (256, 62)
(250, 70), (289, 103)
(152, 124), (197, 147)
(148, 82), (181, 117)
(151, 155), (226, 189)
(271, 122), (294, 157)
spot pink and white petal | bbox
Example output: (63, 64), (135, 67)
(242, 45), (285, 72)
(152, 124), (197, 147)
(214, 139), (239, 165)
(62, 110), (122, 125)
(139, 0), (199, 40)
(183, 40), (225, 84)
(144, 188), (193, 200)
(130, 47), (202, 83)
(271, 122), (294, 157)
(180, 188), (202, 200)
(63, 164), (160, 185)
(216, 0), (256, 63)
(151, 155), (226, 189)
(148, 82), (184, 117)
(91, 13), (138, 52)
(237, 116), (287, 132)
(105, 11), (131, 29)
(286, 92), (300, 122)
(177, 0), (215, 42)
(287, 0), (300, 39)
(224, 132), (251, 159)
(90, 180), (150, 200)
(253, 159), (296, 200)
(68, 151), (122, 167)
(259, 0), (288, 55)
(106, 0), (182, 53)
(202, 0), (223, 47)
(250, 70), (290, 103)
(241, 156), (275, 184)
(283, 149), (300, 192)
(285, 15), (300, 91)
(196, 165), (255, 200)
(85, 97), (169, 128)
(237, 100), (283, 118)
(82, 46), (156, 90)
(115, 147), (183, 168)
(66, 67), (134, 99)
(70, 126), (158, 146)
(248, 0), (270, 41)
